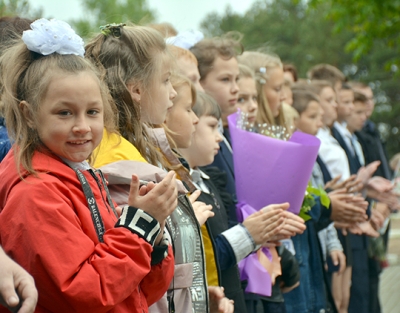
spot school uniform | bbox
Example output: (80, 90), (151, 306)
(332, 122), (370, 313)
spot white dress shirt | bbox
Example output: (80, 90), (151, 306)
(316, 127), (350, 181)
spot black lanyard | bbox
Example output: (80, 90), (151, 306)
(74, 168), (118, 243)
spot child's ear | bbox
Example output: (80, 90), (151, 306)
(19, 101), (35, 129)
(126, 82), (141, 103)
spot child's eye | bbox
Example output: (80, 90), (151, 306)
(238, 97), (244, 103)
(58, 110), (71, 116)
(87, 109), (100, 116)
(221, 77), (229, 82)
(252, 96), (258, 102)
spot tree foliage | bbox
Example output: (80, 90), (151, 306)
(308, 0), (400, 69)
(71, 0), (155, 39)
(0, 0), (42, 19)
(200, 0), (400, 158)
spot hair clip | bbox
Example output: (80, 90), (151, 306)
(259, 67), (267, 74)
(99, 23), (126, 38)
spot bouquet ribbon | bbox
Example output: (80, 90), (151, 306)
(237, 203), (281, 297)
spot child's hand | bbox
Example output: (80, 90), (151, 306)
(329, 250), (346, 274)
(243, 203), (287, 245)
(329, 191), (368, 223)
(208, 286), (234, 313)
(282, 211), (306, 236)
(127, 171), (177, 224)
(192, 201), (214, 226)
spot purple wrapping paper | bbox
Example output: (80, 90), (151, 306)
(238, 248), (272, 297)
(227, 112), (320, 214)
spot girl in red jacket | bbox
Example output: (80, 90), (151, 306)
(0, 18), (175, 313)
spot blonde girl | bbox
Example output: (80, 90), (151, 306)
(0, 19), (175, 313)
(238, 51), (287, 127)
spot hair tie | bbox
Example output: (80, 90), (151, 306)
(22, 18), (84, 57)
(99, 23), (126, 38)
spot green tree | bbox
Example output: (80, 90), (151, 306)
(200, 0), (400, 158)
(308, 0), (400, 69)
(0, 0), (42, 19)
(71, 0), (155, 39)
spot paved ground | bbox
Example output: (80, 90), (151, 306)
(380, 213), (400, 313)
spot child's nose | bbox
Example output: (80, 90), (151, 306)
(231, 81), (239, 93)
(73, 117), (90, 133)
(170, 87), (177, 101)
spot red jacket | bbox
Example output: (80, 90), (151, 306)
(0, 150), (174, 313)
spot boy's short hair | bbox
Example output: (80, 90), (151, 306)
(307, 64), (346, 85)
(193, 91), (221, 120)
(292, 90), (320, 115)
(340, 83), (353, 91)
(190, 33), (243, 81)
(353, 91), (368, 103)
(283, 63), (298, 82)
(308, 80), (334, 95)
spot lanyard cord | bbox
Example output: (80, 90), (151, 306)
(74, 168), (117, 243)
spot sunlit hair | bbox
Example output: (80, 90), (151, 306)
(238, 51), (285, 126)
(307, 64), (346, 86)
(292, 89), (320, 115)
(0, 41), (115, 176)
(238, 63), (255, 80)
(147, 22), (178, 38)
(193, 91), (221, 120)
(85, 24), (172, 166)
(190, 32), (243, 81)
(169, 45), (198, 65)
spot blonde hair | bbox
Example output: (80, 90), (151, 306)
(147, 22), (178, 38)
(190, 32), (243, 81)
(85, 24), (170, 166)
(193, 91), (221, 120)
(238, 51), (285, 126)
(162, 73), (197, 190)
(0, 41), (115, 175)
(169, 45), (198, 65)
(238, 63), (255, 80)
(164, 73), (197, 150)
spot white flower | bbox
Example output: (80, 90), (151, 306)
(166, 30), (204, 50)
(22, 18), (84, 57)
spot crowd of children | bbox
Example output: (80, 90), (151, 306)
(0, 15), (397, 313)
